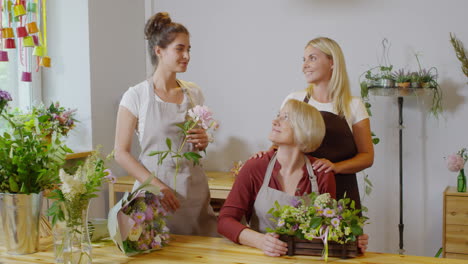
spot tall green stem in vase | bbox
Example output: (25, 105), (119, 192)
(458, 169), (466, 193)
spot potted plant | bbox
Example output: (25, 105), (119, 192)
(409, 71), (421, 88)
(419, 68), (437, 88)
(392, 69), (411, 88)
(378, 65), (395, 88)
(0, 90), (74, 254)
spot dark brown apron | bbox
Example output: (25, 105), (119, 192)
(304, 93), (361, 210)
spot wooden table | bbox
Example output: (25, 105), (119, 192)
(1, 235), (466, 264)
(108, 171), (235, 206)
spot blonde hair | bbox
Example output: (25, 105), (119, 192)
(305, 37), (352, 121)
(282, 99), (325, 153)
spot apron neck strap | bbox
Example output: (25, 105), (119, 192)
(304, 156), (319, 193)
(262, 152), (277, 188)
(262, 152), (319, 194)
(303, 92), (311, 103)
(177, 80), (196, 109)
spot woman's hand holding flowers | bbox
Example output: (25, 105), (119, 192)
(187, 128), (209, 150)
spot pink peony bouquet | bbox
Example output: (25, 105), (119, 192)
(446, 148), (467, 192)
(108, 179), (170, 256)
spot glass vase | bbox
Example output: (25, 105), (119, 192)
(458, 169), (467, 193)
(54, 200), (92, 264)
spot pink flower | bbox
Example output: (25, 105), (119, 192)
(447, 154), (465, 172)
(132, 212), (146, 224)
(188, 105), (214, 129)
(104, 169), (117, 183)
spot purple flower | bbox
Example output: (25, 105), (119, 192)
(447, 154), (465, 172)
(290, 198), (302, 207)
(145, 206), (154, 221)
(137, 242), (149, 251)
(322, 208), (335, 218)
(0, 90), (12, 101)
(132, 212), (146, 224)
(331, 218), (340, 227)
(291, 224), (299, 231)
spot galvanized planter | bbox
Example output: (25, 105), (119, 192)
(279, 235), (361, 259)
(0, 192), (43, 254)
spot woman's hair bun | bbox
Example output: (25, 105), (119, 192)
(145, 12), (172, 39)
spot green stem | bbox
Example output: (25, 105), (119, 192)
(172, 121), (198, 190)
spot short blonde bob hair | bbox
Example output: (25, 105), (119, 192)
(282, 99), (325, 153)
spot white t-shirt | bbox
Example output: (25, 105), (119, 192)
(281, 90), (368, 131)
(119, 79), (205, 142)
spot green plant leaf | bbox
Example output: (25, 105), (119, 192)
(310, 217), (322, 229)
(148, 150), (165, 156)
(166, 138), (172, 150)
(183, 152), (202, 165)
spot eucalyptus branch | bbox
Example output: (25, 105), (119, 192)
(450, 33), (468, 79)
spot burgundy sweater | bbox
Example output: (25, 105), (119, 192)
(217, 150), (336, 243)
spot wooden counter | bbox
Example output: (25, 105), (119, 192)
(1, 235), (465, 264)
(108, 171), (235, 206)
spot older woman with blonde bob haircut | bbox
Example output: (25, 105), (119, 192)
(218, 99), (336, 257)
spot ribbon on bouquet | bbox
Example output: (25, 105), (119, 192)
(312, 226), (330, 262)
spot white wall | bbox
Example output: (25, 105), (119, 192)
(44, 1), (146, 219)
(88, 0), (147, 218)
(43, 0), (92, 152)
(152, 0), (468, 257)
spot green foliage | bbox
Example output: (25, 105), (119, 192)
(392, 69), (411, 83)
(46, 147), (113, 226)
(266, 193), (368, 245)
(449, 33), (468, 79)
(0, 106), (73, 194)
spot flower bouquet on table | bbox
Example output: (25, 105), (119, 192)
(46, 147), (114, 264)
(446, 148), (467, 192)
(108, 177), (170, 256)
(266, 193), (368, 261)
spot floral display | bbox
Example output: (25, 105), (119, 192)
(30, 102), (77, 137)
(267, 192), (368, 261)
(46, 148), (113, 263)
(0, 90), (13, 112)
(0, 90), (73, 194)
(446, 148), (467, 192)
(108, 179), (170, 256)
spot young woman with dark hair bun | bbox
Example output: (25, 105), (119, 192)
(114, 12), (218, 237)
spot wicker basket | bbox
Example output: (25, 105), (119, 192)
(279, 235), (361, 258)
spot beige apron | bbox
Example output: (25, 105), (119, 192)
(250, 153), (318, 233)
(134, 79), (218, 237)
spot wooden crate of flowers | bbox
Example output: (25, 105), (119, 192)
(267, 193), (367, 261)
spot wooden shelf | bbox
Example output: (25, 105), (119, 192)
(65, 151), (93, 160)
(369, 87), (434, 97)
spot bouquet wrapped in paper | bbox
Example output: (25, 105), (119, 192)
(108, 178), (170, 256)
